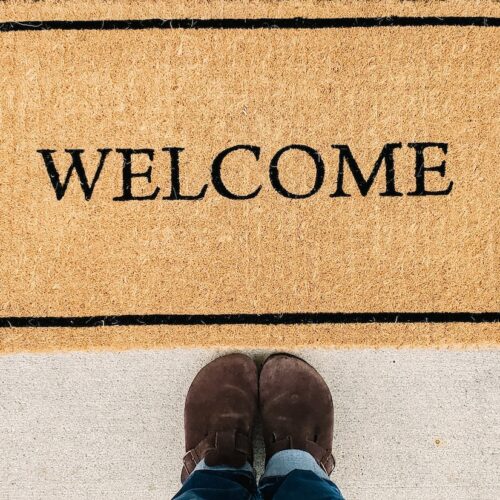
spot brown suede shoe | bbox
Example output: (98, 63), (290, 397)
(181, 353), (258, 482)
(259, 353), (335, 474)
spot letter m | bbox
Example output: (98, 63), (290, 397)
(37, 149), (111, 200)
(330, 143), (403, 197)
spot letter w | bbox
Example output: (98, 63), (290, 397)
(37, 149), (111, 200)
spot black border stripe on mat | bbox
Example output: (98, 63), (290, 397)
(0, 312), (498, 328)
(0, 17), (499, 32)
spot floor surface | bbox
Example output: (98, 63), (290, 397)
(1, 348), (499, 499)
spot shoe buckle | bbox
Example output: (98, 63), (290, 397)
(183, 448), (200, 474)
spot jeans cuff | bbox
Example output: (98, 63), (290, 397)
(262, 449), (330, 481)
(192, 459), (255, 476)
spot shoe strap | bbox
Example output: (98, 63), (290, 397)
(267, 435), (336, 475)
(182, 430), (252, 479)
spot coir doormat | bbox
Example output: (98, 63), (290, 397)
(0, 1), (498, 353)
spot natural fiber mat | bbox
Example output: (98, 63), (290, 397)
(0, 1), (498, 353)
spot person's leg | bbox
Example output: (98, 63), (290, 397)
(173, 460), (257, 499)
(258, 354), (344, 499)
(172, 354), (259, 499)
(258, 450), (343, 499)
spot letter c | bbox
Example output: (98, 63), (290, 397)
(211, 145), (262, 200)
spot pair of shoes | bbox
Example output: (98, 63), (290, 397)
(181, 353), (335, 482)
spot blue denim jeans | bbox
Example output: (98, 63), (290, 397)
(173, 450), (344, 499)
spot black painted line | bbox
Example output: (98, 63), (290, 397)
(0, 17), (499, 32)
(0, 312), (498, 328)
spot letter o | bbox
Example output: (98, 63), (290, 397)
(269, 145), (325, 199)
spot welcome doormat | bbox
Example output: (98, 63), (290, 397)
(0, 1), (498, 353)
